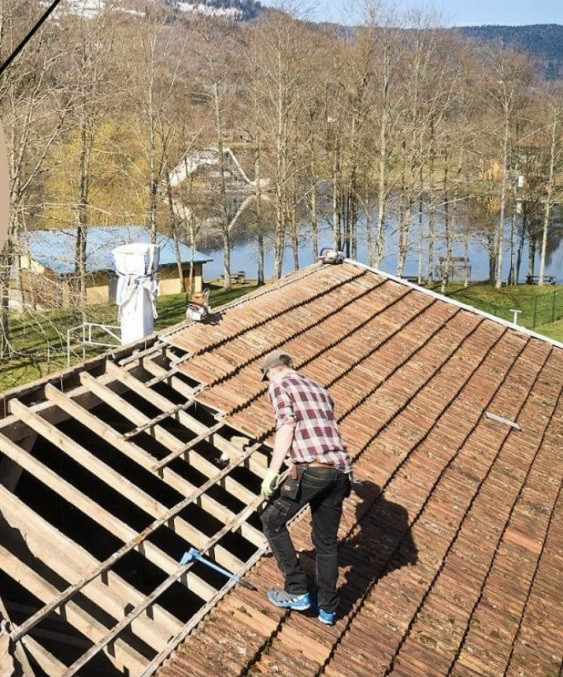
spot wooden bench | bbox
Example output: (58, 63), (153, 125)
(526, 275), (556, 285)
(219, 271), (246, 286)
(400, 275), (421, 284)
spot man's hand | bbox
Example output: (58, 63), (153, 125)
(261, 469), (279, 499)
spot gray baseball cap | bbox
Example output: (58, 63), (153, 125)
(260, 349), (292, 380)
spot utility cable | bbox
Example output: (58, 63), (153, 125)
(0, 0), (64, 78)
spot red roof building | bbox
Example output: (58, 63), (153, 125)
(0, 260), (561, 676)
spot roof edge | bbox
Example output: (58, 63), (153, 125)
(345, 259), (563, 350)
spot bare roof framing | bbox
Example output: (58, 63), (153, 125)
(0, 348), (269, 676)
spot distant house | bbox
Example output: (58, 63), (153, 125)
(168, 146), (271, 192)
(18, 226), (211, 309)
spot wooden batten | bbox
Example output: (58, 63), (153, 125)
(104, 363), (267, 480)
(0, 431), (215, 607)
(10, 398), (244, 575)
(81, 370), (259, 503)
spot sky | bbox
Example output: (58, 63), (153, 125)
(261, 0), (563, 27)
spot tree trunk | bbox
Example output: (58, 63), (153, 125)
(165, 173), (185, 293)
(427, 117), (436, 282)
(332, 135), (341, 251)
(539, 119), (556, 285)
(76, 109), (90, 322)
(213, 83), (231, 288)
(374, 45), (390, 269)
(254, 136), (265, 286)
(441, 148), (450, 294)
(496, 112), (510, 288)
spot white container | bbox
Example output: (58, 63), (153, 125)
(112, 243), (160, 345)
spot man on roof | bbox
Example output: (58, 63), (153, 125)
(259, 349), (353, 626)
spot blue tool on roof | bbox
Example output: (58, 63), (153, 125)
(180, 548), (257, 591)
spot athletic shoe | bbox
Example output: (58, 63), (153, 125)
(318, 609), (336, 625)
(267, 589), (311, 610)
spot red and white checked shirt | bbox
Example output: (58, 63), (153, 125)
(268, 371), (352, 472)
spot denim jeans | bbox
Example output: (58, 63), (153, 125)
(260, 466), (351, 613)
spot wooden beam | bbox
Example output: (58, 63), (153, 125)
(104, 363), (267, 481)
(19, 634), (66, 677)
(0, 544), (147, 675)
(64, 490), (268, 676)
(0, 597), (34, 676)
(152, 422), (225, 471)
(0, 484), (178, 650)
(122, 399), (197, 440)
(0, 430), (215, 608)
(0, 433), (35, 492)
(41, 388), (265, 546)
(9, 399), (164, 518)
(81, 371), (259, 506)
(115, 340), (169, 367)
(140, 358), (197, 400)
(140, 503), (270, 677)
(11, 397), (243, 575)
(44, 384), (199, 504)
(0, 620), (15, 677)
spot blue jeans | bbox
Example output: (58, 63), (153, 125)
(260, 466), (351, 613)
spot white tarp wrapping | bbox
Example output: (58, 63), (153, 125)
(112, 243), (160, 345)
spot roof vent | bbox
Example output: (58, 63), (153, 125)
(319, 248), (345, 264)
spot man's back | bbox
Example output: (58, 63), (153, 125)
(268, 371), (351, 471)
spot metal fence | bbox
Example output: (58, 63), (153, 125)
(461, 290), (563, 329)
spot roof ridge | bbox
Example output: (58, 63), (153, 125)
(344, 259), (563, 349)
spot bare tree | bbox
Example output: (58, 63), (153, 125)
(253, 10), (308, 279)
(537, 84), (562, 285)
(0, 1), (70, 355)
(485, 46), (534, 288)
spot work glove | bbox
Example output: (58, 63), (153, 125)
(261, 469), (279, 499)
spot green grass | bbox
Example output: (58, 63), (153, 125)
(531, 319), (563, 342)
(426, 281), (563, 332)
(0, 280), (261, 393)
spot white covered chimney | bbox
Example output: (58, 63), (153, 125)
(112, 243), (160, 345)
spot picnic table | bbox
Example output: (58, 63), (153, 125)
(219, 271), (246, 285)
(525, 275), (556, 285)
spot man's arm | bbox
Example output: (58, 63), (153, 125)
(261, 423), (294, 498)
(269, 423), (294, 473)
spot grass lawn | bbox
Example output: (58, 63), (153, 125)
(0, 280), (261, 393)
(531, 319), (563, 342)
(427, 281), (563, 332)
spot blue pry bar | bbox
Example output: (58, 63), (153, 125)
(180, 547), (257, 591)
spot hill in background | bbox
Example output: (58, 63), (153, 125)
(61, 2), (563, 79)
(456, 24), (563, 79)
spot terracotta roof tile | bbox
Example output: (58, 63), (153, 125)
(156, 262), (562, 676)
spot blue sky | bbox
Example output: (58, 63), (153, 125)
(261, 1), (563, 27)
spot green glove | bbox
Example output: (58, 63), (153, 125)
(261, 469), (279, 499)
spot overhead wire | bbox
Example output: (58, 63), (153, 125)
(0, 0), (64, 78)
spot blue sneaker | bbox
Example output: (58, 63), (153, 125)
(267, 589), (311, 611)
(318, 609), (336, 625)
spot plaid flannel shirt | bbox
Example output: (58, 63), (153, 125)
(268, 371), (351, 472)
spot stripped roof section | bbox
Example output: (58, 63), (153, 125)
(158, 261), (563, 676)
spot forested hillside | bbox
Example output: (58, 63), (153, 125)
(165, 0), (262, 21)
(457, 24), (563, 79)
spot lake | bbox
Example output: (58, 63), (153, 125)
(198, 213), (563, 284)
